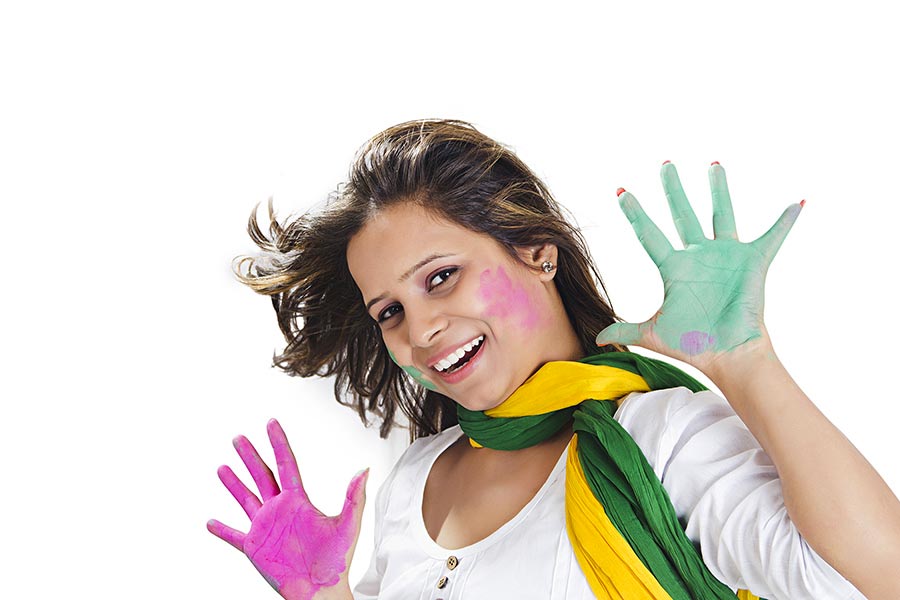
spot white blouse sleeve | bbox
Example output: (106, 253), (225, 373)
(615, 387), (867, 600)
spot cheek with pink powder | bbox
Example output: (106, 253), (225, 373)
(478, 266), (544, 331)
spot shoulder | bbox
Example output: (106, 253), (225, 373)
(373, 425), (464, 516)
(614, 387), (864, 597)
(396, 425), (465, 470)
(614, 385), (732, 432)
(613, 386), (741, 481)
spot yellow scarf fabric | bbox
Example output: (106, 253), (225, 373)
(474, 360), (760, 600)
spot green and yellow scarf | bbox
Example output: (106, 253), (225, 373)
(456, 351), (762, 600)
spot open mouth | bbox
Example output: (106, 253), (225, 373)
(433, 335), (486, 375)
(442, 339), (484, 374)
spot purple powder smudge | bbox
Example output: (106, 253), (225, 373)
(680, 331), (716, 356)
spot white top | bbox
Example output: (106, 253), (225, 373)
(353, 387), (865, 600)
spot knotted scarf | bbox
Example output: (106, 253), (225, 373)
(456, 351), (762, 600)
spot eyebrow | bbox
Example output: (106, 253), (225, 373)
(364, 252), (454, 313)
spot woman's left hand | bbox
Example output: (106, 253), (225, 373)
(595, 162), (803, 373)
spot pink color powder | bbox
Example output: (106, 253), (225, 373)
(243, 469), (367, 599)
(478, 266), (541, 330)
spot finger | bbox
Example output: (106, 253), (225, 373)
(217, 465), (263, 520)
(233, 434), (280, 502)
(661, 162), (706, 246)
(339, 468), (369, 533)
(708, 162), (738, 240)
(267, 418), (308, 499)
(207, 519), (246, 552)
(617, 191), (675, 267)
(595, 321), (647, 347)
(751, 201), (803, 263)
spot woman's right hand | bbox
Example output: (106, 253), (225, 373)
(207, 418), (368, 600)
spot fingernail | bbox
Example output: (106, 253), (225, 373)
(662, 160), (671, 165)
(800, 199), (806, 208)
(616, 187), (626, 197)
(710, 161), (720, 166)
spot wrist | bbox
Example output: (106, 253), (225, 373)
(701, 333), (807, 454)
(311, 577), (353, 600)
(278, 574), (352, 600)
(702, 328), (778, 387)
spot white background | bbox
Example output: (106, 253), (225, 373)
(2, 1), (898, 597)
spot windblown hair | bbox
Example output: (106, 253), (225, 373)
(235, 119), (622, 442)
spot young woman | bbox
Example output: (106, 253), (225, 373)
(207, 119), (900, 599)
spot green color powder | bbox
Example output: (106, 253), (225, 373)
(596, 162), (801, 361)
(388, 348), (439, 391)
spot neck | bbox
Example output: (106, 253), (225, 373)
(462, 418), (575, 462)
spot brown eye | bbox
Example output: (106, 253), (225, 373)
(427, 267), (458, 291)
(377, 304), (402, 323)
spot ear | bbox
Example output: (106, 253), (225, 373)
(515, 243), (559, 281)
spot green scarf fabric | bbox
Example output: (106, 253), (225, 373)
(457, 351), (750, 599)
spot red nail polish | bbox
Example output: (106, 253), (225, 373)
(662, 160), (671, 165)
(711, 161), (720, 166)
(616, 187), (626, 197)
(800, 199), (806, 208)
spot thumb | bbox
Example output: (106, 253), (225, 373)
(340, 468), (369, 532)
(595, 322), (646, 347)
(752, 201), (803, 262)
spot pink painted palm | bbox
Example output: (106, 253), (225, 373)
(208, 419), (368, 600)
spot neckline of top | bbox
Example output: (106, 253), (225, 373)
(411, 424), (570, 559)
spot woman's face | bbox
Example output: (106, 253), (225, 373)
(346, 202), (583, 412)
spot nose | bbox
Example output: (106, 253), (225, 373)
(406, 301), (449, 348)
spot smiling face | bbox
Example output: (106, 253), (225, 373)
(346, 202), (583, 412)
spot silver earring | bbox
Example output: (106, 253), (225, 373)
(541, 260), (554, 273)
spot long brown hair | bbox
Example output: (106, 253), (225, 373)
(235, 119), (622, 442)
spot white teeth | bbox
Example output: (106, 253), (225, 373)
(433, 335), (484, 372)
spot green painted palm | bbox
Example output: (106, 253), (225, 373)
(596, 162), (803, 369)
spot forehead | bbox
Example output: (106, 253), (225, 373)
(346, 203), (501, 297)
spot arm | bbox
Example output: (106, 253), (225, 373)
(619, 386), (865, 598)
(707, 336), (900, 599)
(596, 162), (900, 599)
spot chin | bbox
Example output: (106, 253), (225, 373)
(454, 386), (513, 413)
(458, 400), (501, 413)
